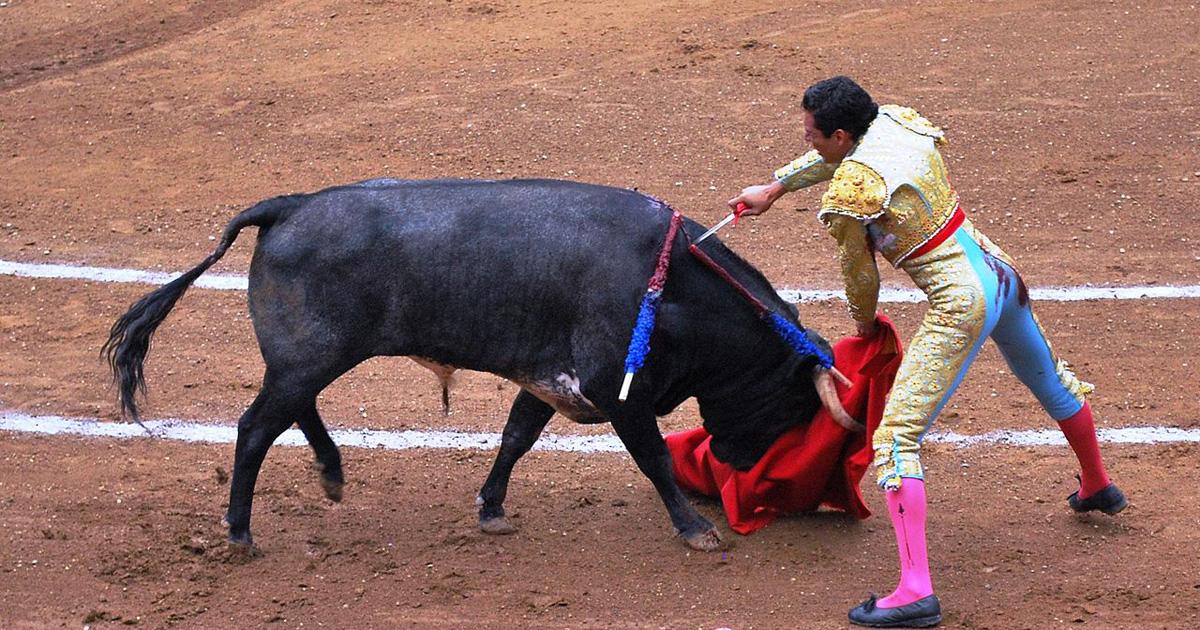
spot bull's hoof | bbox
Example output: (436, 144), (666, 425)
(682, 527), (724, 551)
(321, 478), (344, 502)
(311, 461), (344, 502)
(222, 540), (262, 563)
(227, 529), (254, 547)
(479, 516), (518, 535)
(222, 525), (261, 562)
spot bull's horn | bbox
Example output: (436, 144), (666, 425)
(813, 368), (865, 433)
(829, 366), (854, 389)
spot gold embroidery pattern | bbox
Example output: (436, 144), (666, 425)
(862, 156), (958, 265)
(818, 161), (888, 221)
(871, 223), (1093, 488)
(900, 155), (958, 255)
(1057, 358), (1095, 402)
(873, 237), (988, 489)
(834, 106), (958, 266)
(773, 149), (839, 191)
(821, 214), (880, 322)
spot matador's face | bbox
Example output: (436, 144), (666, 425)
(803, 110), (855, 164)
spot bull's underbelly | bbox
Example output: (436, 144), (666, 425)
(515, 372), (607, 423)
(411, 358), (606, 424)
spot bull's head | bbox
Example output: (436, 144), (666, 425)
(698, 328), (860, 470)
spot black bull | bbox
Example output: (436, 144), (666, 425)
(105, 178), (849, 551)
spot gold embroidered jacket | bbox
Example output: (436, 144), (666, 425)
(773, 105), (958, 322)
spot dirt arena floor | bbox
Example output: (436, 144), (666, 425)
(2, 0), (1199, 627)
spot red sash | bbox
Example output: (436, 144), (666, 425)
(908, 205), (965, 260)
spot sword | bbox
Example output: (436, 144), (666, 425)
(694, 202), (748, 244)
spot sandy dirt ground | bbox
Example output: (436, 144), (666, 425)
(2, 0), (1198, 627)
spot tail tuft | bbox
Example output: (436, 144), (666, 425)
(102, 193), (307, 419)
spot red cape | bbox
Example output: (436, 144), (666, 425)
(665, 315), (902, 534)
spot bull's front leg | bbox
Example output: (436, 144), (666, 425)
(610, 413), (723, 551)
(477, 391), (555, 535)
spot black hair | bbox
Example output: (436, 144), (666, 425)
(801, 76), (879, 140)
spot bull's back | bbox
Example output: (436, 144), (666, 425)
(247, 179), (674, 378)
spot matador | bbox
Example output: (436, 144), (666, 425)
(729, 76), (1126, 629)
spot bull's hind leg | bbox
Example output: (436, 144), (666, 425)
(296, 405), (344, 502)
(610, 413), (723, 551)
(224, 374), (321, 547)
(477, 390), (554, 535)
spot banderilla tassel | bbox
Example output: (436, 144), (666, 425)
(619, 211), (682, 401)
(766, 312), (834, 369)
(620, 290), (661, 401)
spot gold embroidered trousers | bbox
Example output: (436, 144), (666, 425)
(873, 219), (1094, 489)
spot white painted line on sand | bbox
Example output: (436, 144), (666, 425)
(0, 259), (248, 291)
(779, 285), (1200, 303)
(924, 426), (1200, 446)
(5, 259), (1199, 303)
(3, 410), (1197, 452)
(0, 411), (625, 453)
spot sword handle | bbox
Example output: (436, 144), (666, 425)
(732, 202), (748, 226)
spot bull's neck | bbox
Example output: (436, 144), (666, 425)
(692, 350), (808, 470)
(693, 347), (800, 419)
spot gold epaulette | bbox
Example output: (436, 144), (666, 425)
(817, 161), (887, 222)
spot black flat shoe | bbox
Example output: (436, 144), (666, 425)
(1068, 482), (1128, 515)
(848, 593), (942, 628)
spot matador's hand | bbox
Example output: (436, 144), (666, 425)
(854, 319), (879, 338)
(727, 181), (787, 217)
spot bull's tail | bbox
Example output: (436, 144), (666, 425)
(102, 194), (307, 421)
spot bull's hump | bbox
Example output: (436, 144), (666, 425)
(426, 178), (659, 206)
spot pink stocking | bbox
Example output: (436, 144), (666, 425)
(877, 479), (934, 608)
